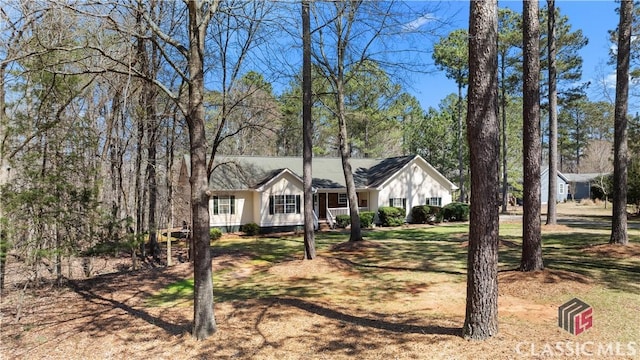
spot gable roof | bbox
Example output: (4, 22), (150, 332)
(182, 154), (457, 192)
(541, 168), (570, 183)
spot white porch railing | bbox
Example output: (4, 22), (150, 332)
(326, 207), (370, 229)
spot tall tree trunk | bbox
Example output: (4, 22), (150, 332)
(333, 6), (362, 242)
(147, 114), (159, 261)
(134, 9), (147, 262)
(0, 62), (8, 292)
(166, 108), (177, 266)
(134, 95), (146, 260)
(187, 0), (217, 340)
(457, 83), (465, 202)
(610, 0), (632, 245)
(302, 0), (316, 259)
(546, 0), (558, 225)
(463, 0), (500, 340)
(500, 53), (508, 213)
(138, 18), (161, 261)
(520, 0), (543, 271)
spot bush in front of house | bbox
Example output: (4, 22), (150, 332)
(440, 202), (470, 222)
(242, 222), (260, 236)
(209, 228), (223, 240)
(410, 205), (431, 224)
(378, 206), (405, 227)
(359, 211), (375, 228)
(335, 214), (351, 228)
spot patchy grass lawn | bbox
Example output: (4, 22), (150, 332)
(2, 211), (639, 359)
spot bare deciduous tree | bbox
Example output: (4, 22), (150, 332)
(302, 0), (315, 259)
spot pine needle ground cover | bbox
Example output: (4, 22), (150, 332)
(2, 204), (639, 359)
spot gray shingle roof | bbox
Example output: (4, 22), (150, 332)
(563, 173), (606, 182)
(185, 154), (420, 191)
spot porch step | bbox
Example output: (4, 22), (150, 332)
(318, 222), (334, 231)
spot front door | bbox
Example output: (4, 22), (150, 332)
(318, 193), (327, 219)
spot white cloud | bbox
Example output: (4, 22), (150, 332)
(402, 14), (436, 31)
(605, 73), (617, 89)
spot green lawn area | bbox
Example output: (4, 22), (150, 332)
(149, 219), (640, 348)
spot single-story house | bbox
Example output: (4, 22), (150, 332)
(176, 154), (458, 233)
(563, 173), (607, 201)
(540, 168), (569, 204)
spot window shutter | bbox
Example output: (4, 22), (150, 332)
(296, 195), (301, 214)
(403, 198), (407, 210)
(389, 198), (393, 207)
(213, 196), (219, 215)
(269, 196), (274, 215)
(230, 195), (236, 215)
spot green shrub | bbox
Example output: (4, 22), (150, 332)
(209, 228), (223, 240)
(335, 214), (351, 228)
(378, 206), (405, 227)
(242, 223), (260, 236)
(441, 202), (470, 222)
(359, 211), (375, 228)
(410, 205), (430, 224)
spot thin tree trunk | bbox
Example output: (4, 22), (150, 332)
(0, 62), (8, 292)
(135, 103), (146, 260)
(337, 84), (362, 242)
(463, 0), (500, 340)
(610, 0), (632, 245)
(333, 5), (362, 242)
(500, 54), (508, 213)
(166, 107), (177, 266)
(457, 83), (465, 202)
(147, 119), (159, 261)
(521, 0), (544, 271)
(302, 0), (316, 259)
(546, 0), (558, 225)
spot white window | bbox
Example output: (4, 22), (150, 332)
(559, 183), (565, 194)
(389, 198), (406, 209)
(213, 195), (235, 215)
(270, 195), (301, 214)
(427, 197), (442, 207)
(338, 193), (348, 205)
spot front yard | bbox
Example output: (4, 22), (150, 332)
(1, 204), (639, 359)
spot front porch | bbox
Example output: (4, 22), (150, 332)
(315, 191), (371, 228)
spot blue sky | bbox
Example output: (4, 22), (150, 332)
(413, 0), (622, 111)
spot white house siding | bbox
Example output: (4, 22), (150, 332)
(377, 162), (453, 219)
(252, 191), (261, 226)
(258, 173), (305, 228)
(209, 191), (254, 229)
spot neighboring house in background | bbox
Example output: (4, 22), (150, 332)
(176, 154), (458, 233)
(540, 168), (569, 204)
(563, 173), (606, 201)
